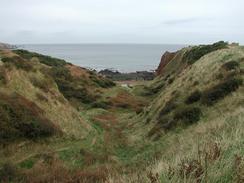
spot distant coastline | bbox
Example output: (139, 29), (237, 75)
(19, 44), (185, 73)
(0, 42), (17, 50)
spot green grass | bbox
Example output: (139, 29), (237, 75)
(0, 93), (59, 143)
(183, 41), (228, 64)
(13, 49), (67, 67)
(19, 159), (35, 169)
(0, 43), (243, 183)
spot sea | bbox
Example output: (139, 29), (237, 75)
(19, 44), (185, 73)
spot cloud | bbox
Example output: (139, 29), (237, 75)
(163, 17), (204, 25)
(0, 0), (243, 44)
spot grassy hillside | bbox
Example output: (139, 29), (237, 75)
(110, 42), (244, 182)
(0, 42), (243, 183)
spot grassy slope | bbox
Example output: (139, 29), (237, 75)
(0, 50), (92, 138)
(108, 45), (244, 182)
(0, 44), (243, 183)
(0, 49), (146, 182)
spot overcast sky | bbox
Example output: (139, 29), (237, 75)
(0, 0), (243, 44)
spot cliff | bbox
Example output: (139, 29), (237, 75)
(0, 42), (243, 183)
(156, 51), (177, 75)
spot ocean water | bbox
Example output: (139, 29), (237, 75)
(20, 44), (185, 72)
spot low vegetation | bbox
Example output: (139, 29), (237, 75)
(222, 60), (240, 71)
(51, 66), (98, 104)
(159, 98), (177, 116)
(0, 43), (243, 183)
(13, 49), (67, 67)
(201, 77), (242, 105)
(174, 106), (201, 125)
(0, 162), (21, 183)
(185, 90), (202, 104)
(99, 69), (155, 81)
(0, 67), (7, 84)
(1, 56), (34, 71)
(0, 93), (59, 144)
(89, 75), (115, 88)
(183, 41), (228, 64)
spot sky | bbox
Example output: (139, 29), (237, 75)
(0, 0), (243, 44)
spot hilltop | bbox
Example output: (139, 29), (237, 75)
(0, 42), (243, 183)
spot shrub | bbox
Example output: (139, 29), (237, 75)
(159, 98), (178, 117)
(13, 49), (67, 67)
(1, 56), (33, 71)
(19, 159), (35, 169)
(0, 67), (7, 84)
(183, 41), (228, 64)
(30, 76), (54, 92)
(193, 81), (199, 86)
(50, 67), (96, 104)
(201, 77), (243, 105)
(91, 101), (111, 109)
(168, 77), (175, 84)
(185, 90), (202, 104)
(55, 79), (95, 104)
(174, 106), (201, 125)
(0, 162), (20, 182)
(143, 82), (165, 96)
(151, 82), (165, 94)
(90, 75), (115, 88)
(147, 126), (161, 138)
(222, 60), (240, 71)
(0, 93), (59, 143)
(51, 67), (73, 81)
(158, 116), (177, 131)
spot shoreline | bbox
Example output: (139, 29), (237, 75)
(98, 69), (155, 82)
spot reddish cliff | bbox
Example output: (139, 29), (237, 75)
(156, 51), (177, 75)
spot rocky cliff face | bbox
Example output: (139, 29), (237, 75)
(156, 51), (177, 75)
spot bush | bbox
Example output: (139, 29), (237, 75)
(51, 67), (73, 81)
(222, 60), (240, 71)
(13, 49), (67, 67)
(201, 77), (243, 105)
(90, 75), (115, 88)
(158, 116), (177, 131)
(91, 101), (111, 109)
(55, 79), (95, 104)
(159, 98), (177, 117)
(174, 106), (201, 125)
(1, 56), (34, 71)
(50, 67), (96, 104)
(0, 67), (7, 84)
(183, 41), (228, 64)
(185, 90), (202, 104)
(0, 93), (59, 143)
(168, 77), (175, 84)
(30, 76), (54, 92)
(0, 162), (20, 182)
(143, 82), (165, 96)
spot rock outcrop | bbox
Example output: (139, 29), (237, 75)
(156, 51), (177, 75)
(99, 69), (155, 81)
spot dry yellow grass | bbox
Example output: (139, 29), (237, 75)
(0, 56), (92, 138)
(0, 45), (243, 183)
